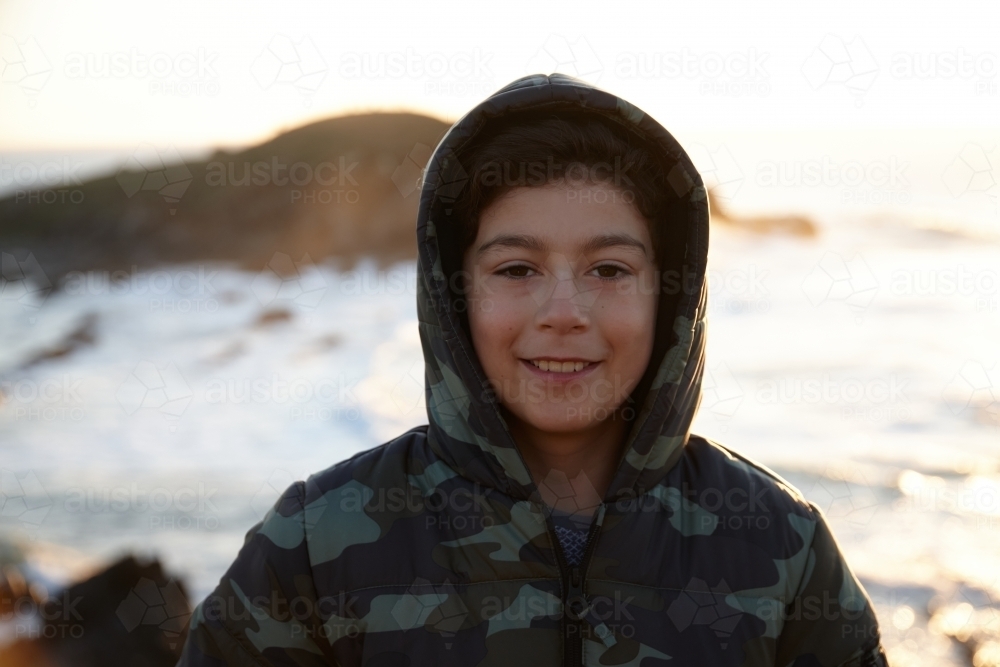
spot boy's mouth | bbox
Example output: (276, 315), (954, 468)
(526, 359), (593, 373)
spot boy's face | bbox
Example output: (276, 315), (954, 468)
(462, 183), (659, 436)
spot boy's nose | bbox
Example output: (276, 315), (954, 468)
(534, 278), (591, 332)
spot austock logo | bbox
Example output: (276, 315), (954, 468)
(755, 156), (911, 208)
(942, 142), (999, 217)
(896, 469), (1000, 523)
(115, 144), (193, 214)
(801, 251), (879, 324)
(699, 362), (745, 432)
(667, 577), (743, 649)
(204, 155), (359, 205)
(251, 35), (327, 102)
(392, 143), (433, 198)
(526, 35), (603, 83)
(392, 142), (469, 204)
(250, 252), (328, 309)
(1, 374), (87, 423)
(0, 468), (52, 529)
(249, 469), (296, 521)
(2, 155), (86, 203)
(942, 360), (1000, 428)
(389, 360), (426, 417)
(801, 34), (879, 105)
(609, 481), (771, 532)
(670, 576), (878, 650)
(338, 47), (494, 97)
(60, 264), (221, 313)
(803, 465), (880, 527)
(0, 251), (52, 317)
(615, 48), (770, 97)
(753, 373), (911, 425)
(537, 468), (601, 518)
(391, 578), (470, 647)
(890, 48), (999, 98)
(116, 577), (191, 650)
(63, 46), (221, 97)
(0, 34), (52, 100)
(115, 360), (194, 425)
(0, 588), (85, 640)
(688, 143), (744, 203)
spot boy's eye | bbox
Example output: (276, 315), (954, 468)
(499, 264), (533, 278)
(594, 264), (627, 279)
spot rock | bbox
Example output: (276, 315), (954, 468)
(0, 555), (191, 667)
(708, 187), (819, 237)
(0, 112), (451, 285)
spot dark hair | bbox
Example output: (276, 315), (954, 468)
(450, 108), (672, 264)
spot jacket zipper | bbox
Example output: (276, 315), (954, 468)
(550, 503), (615, 667)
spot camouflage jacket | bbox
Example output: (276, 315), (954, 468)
(178, 74), (889, 667)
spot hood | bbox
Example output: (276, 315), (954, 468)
(416, 73), (709, 502)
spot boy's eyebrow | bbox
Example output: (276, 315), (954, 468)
(476, 233), (548, 256)
(579, 233), (649, 256)
(476, 232), (650, 257)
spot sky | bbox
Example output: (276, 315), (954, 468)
(1, 0), (999, 151)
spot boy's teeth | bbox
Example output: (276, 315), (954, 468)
(530, 360), (590, 373)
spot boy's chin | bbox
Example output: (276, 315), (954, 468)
(515, 406), (617, 435)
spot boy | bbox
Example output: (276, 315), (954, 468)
(179, 74), (888, 666)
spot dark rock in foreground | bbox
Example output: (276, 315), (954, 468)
(0, 555), (191, 667)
